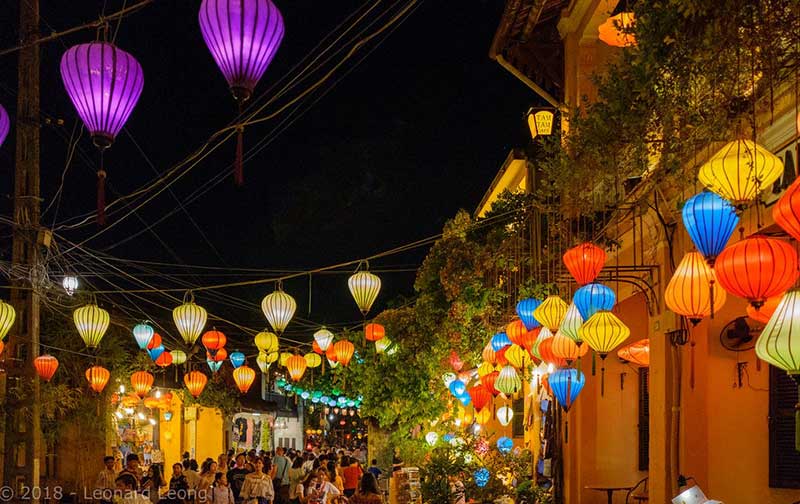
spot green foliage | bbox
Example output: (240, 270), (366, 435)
(516, 480), (552, 504)
(182, 371), (241, 416)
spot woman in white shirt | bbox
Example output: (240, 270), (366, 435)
(240, 458), (275, 504)
(305, 469), (341, 504)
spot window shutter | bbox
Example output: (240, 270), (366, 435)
(512, 397), (525, 438)
(638, 368), (649, 471)
(769, 365), (800, 488)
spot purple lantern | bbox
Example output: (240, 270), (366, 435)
(60, 42), (144, 224)
(199, 0), (285, 185)
(0, 104), (9, 148)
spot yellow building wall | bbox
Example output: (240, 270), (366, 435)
(157, 393), (225, 470)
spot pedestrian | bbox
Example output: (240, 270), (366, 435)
(140, 464), (166, 503)
(272, 447), (291, 504)
(448, 474), (465, 504)
(95, 455), (117, 504)
(219, 453), (230, 472)
(227, 453), (250, 503)
(366, 460), (382, 480)
(184, 459), (201, 492)
(165, 462), (189, 504)
(341, 456), (362, 498)
(211, 473), (235, 504)
(347, 473), (382, 504)
(240, 458), (274, 504)
(118, 454), (143, 490)
(325, 461), (343, 493)
(197, 460), (219, 503)
(115, 473), (150, 504)
(288, 457), (306, 503)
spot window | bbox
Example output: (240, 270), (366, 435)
(769, 365), (800, 488)
(638, 368), (649, 471)
(512, 397), (525, 438)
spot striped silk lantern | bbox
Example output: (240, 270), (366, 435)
(348, 270), (382, 315)
(534, 295), (568, 332)
(495, 365), (522, 396)
(665, 252), (726, 325)
(261, 289), (296, 334)
(682, 191), (739, 266)
(698, 139), (783, 206)
(313, 327), (334, 351)
(0, 299), (15, 341)
(559, 303), (584, 343)
(73, 303), (110, 348)
(617, 339), (650, 367)
(579, 311), (630, 395)
(573, 283), (616, 321)
(516, 298), (542, 330)
(173, 298), (208, 346)
(34, 355), (59, 382)
(563, 242), (606, 285)
(233, 365), (257, 394)
(85, 365), (111, 393)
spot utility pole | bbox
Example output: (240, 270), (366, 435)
(2, 0), (42, 498)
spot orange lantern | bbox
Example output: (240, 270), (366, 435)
(184, 370), (208, 398)
(747, 295), (783, 324)
(481, 343), (496, 364)
(774, 176), (800, 241)
(0, 340), (4, 357)
(333, 340), (355, 366)
(130, 371), (154, 398)
(209, 347), (228, 363)
(715, 236), (798, 309)
(85, 365), (110, 393)
(155, 351), (173, 367)
(495, 346), (509, 366)
(665, 252), (727, 325)
(233, 365), (256, 393)
(34, 355), (59, 382)
(146, 332), (162, 350)
(143, 397), (161, 409)
(468, 384), (493, 412)
(563, 242), (606, 286)
(551, 333), (588, 364)
(365, 323), (385, 342)
(286, 354), (308, 381)
(519, 327), (541, 353)
(480, 371), (500, 396)
(121, 393), (140, 407)
(312, 340), (324, 354)
(617, 339), (650, 367)
(538, 337), (567, 367)
(325, 345), (338, 363)
(505, 320), (528, 346)
(202, 329), (227, 355)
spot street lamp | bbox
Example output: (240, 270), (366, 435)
(527, 108), (555, 139)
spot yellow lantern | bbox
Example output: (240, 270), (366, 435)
(170, 350), (187, 365)
(304, 352), (322, 368)
(504, 344), (531, 370)
(256, 352), (271, 373)
(475, 407), (492, 425)
(254, 331), (279, 353)
(0, 299), (16, 341)
(279, 352), (292, 367)
(698, 139), (783, 206)
(665, 252), (726, 325)
(534, 295), (568, 332)
(313, 327), (334, 351)
(496, 405), (514, 426)
(173, 298), (207, 346)
(261, 289), (296, 334)
(233, 365), (257, 394)
(559, 302), (584, 342)
(73, 303), (110, 348)
(579, 310), (630, 356)
(85, 365), (110, 393)
(477, 362), (495, 378)
(348, 270), (381, 315)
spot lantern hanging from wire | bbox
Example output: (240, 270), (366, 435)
(573, 283), (616, 321)
(538, 336), (568, 368)
(254, 331), (279, 353)
(85, 365), (110, 393)
(170, 349), (187, 365)
(559, 303), (584, 343)
(313, 327), (334, 351)
(0, 299), (16, 341)
(505, 320), (528, 346)
(229, 351), (246, 369)
(496, 405), (514, 426)
(0, 104), (9, 147)
(617, 339), (650, 367)
(531, 327), (553, 360)
(468, 384), (493, 412)
(62, 275), (79, 296)
(131, 371), (154, 398)
(348, 269), (382, 315)
(516, 298), (542, 330)
(333, 340), (355, 366)
(550, 368), (586, 412)
(261, 288), (296, 334)
(207, 358), (222, 373)
(579, 310), (630, 394)
(148, 345), (165, 362)
(551, 332), (588, 365)
(286, 354), (308, 381)
(34, 355), (59, 382)
(665, 252), (727, 325)
(682, 191), (739, 266)
(697, 139), (784, 206)
(232, 365), (256, 394)
(534, 295), (568, 332)
(746, 295), (783, 324)
(132, 322), (154, 350)
(365, 323), (385, 342)
(184, 370), (208, 398)
(375, 337), (394, 355)
(715, 235), (798, 309)
(155, 351), (173, 368)
(210, 348), (228, 363)
(774, 176), (800, 242)
(496, 437), (513, 455)
(490, 332), (512, 352)
(563, 243), (606, 285)
(504, 344), (531, 370)
(73, 303), (110, 349)
(495, 365), (522, 396)
(146, 332), (162, 351)
(304, 352), (322, 368)
(199, 0), (284, 185)
(256, 352), (270, 373)
(173, 297), (208, 346)
(60, 42), (144, 224)
(202, 329), (227, 356)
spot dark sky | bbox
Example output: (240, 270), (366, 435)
(0, 0), (536, 342)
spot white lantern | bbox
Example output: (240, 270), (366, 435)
(348, 270), (381, 315)
(314, 327), (334, 351)
(62, 275), (79, 296)
(425, 432), (438, 446)
(497, 405), (514, 426)
(261, 289), (296, 334)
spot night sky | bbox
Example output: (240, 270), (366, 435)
(0, 0), (536, 342)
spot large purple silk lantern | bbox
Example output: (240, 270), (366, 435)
(199, 0), (285, 185)
(0, 104), (9, 148)
(60, 42), (144, 225)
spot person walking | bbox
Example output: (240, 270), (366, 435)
(211, 473), (235, 504)
(366, 460), (382, 480)
(240, 458), (274, 504)
(288, 457), (305, 504)
(341, 457), (362, 498)
(95, 455), (117, 504)
(165, 463), (189, 504)
(197, 460), (219, 503)
(228, 453), (250, 503)
(347, 473), (383, 504)
(140, 464), (166, 503)
(272, 447), (291, 504)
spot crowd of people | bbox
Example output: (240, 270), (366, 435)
(94, 444), (387, 504)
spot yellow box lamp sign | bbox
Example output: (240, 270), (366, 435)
(527, 110), (554, 139)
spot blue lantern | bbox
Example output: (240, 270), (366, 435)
(516, 298), (542, 330)
(301, 391), (310, 400)
(682, 191), (739, 266)
(320, 395), (329, 403)
(163, 411), (173, 421)
(549, 368), (586, 412)
(229, 351), (245, 369)
(346, 400), (355, 407)
(442, 433), (454, 443)
(207, 359), (222, 373)
(496, 437), (513, 455)
(328, 399), (337, 407)
(474, 468), (490, 487)
(338, 396), (347, 405)
(573, 283), (616, 320)
(132, 322), (154, 350)
(457, 393), (471, 407)
(490, 332), (512, 351)
(311, 397), (320, 403)
(449, 379), (466, 397)
(148, 345), (165, 361)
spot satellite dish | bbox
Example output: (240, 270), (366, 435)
(719, 316), (758, 351)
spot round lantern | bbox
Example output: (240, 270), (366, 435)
(490, 332), (512, 352)
(551, 332), (588, 364)
(34, 355), (58, 382)
(365, 323), (385, 342)
(286, 354), (308, 381)
(682, 191), (739, 266)
(312, 340), (323, 354)
(85, 365), (110, 393)
(132, 322), (154, 350)
(504, 344), (531, 370)
(131, 371), (154, 398)
(617, 339), (650, 367)
(62, 275), (79, 296)
(559, 303), (584, 343)
(325, 345), (338, 363)
(73, 303), (110, 348)
(233, 365), (257, 394)
(496, 405), (514, 426)
(534, 295), (568, 332)
(698, 139), (784, 206)
(171, 349), (187, 365)
(549, 368), (586, 412)
(476, 363), (494, 378)
(468, 384), (493, 412)
(516, 298), (542, 330)
(313, 327), (334, 351)
(261, 289), (296, 334)
(755, 289), (800, 375)
(184, 370), (208, 398)
(505, 320), (528, 346)
(774, 176), (800, 242)
(496, 437), (514, 455)
(495, 365), (522, 395)
(0, 104), (8, 147)
(202, 330), (227, 355)
(155, 351), (173, 367)
(538, 336), (567, 367)
(375, 337), (394, 355)
(0, 299), (15, 341)
(254, 331), (278, 354)
(348, 270), (381, 315)
(425, 432), (439, 446)
(229, 351), (246, 368)
(563, 242), (606, 285)
(304, 352), (322, 368)
(665, 252), (727, 324)
(146, 332), (162, 351)
(209, 347), (228, 363)
(746, 295), (783, 324)
(573, 283), (616, 321)
(333, 340), (355, 366)
(715, 235), (798, 309)
(173, 299), (208, 346)
(598, 11), (636, 47)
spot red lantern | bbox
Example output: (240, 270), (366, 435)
(184, 370), (208, 398)
(34, 354), (59, 382)
(468, 384), (493, 412)
(312, 340), (324, 354)
(233, 365), (256, 393)
(325, 345), (338, 363)
(286, 354), (307, 381)
(365, 323), (385, 342)
(202, 330), (227, 354)
(146, 332), (162, 350)
(495, 346), (509, 366)
(449, 350), (464, 372)
(617, 339), (650, 367)
(208, 347), (228, 363)
(131, 371), (154, 398)
(773, 176), (800, 241)
(155, 351), (173, 367)
(715, 236), (799, 309)
(746, 295), (783, 324)
(85, 365), (110, 393)
(519, 327), (541, 354)
(480, 371), (500, 396)
(563, 242), (606, 285)
(506, 320), (528, 346)
(0, 340), (4, 357)
(333, 340), (355, 366)
(538, 338), (567, 367)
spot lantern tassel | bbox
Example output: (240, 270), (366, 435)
(600, 365), (605, 396)
(690, 339), (696, 389)
(234, 127), (244, 186)
(710, 279), (716, 319)
(565, 419), (569, 444)
(97, 169), (107, 226)
(592, 351), (597, 376)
